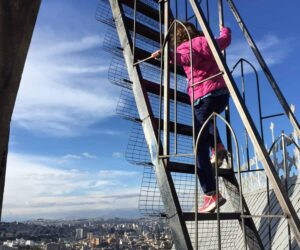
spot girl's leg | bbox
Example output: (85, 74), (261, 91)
(194, 98), (216, 195)
(208, 94), (229, 149)
(194, 94), (229, 194)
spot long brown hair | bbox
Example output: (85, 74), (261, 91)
(170, 22), (203, 48)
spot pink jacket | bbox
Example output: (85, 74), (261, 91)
(171, 27), (231, 103)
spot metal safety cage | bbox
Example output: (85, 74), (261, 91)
(96, 0), (300, 249)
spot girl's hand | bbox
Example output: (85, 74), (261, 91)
(151, 50), (161, 59)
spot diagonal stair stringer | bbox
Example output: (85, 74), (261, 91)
(108, 0), (193, 248)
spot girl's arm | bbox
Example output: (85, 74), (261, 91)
(152, 49), (190, 66)
(216, 27), (231, 50)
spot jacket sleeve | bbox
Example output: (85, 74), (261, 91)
(216, 27), (231, 50)
(169, 50), (191, 66)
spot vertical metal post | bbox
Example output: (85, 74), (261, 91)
(158, 0), (164, 157)
(237, 139), (247, 250)
(206, 0), (210, 25)
(218, 0), (233, 169)
(213, 115), (221, 250)
(240, 61), (250, 172)
(282, 133), (292, 250)
(132, 0), (137, 63)
(185, 0), (188, 21)
(173, 21), (178, 154)
(163, 0), (170, 161)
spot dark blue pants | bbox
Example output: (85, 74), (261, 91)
(194, 94), (229, 194)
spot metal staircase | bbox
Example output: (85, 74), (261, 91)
(97, 0), (300, 249)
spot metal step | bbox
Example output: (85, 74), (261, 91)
(122, 77), (190, 104)
(182, 212), (241, 221)
(124, 16), (160, 43)
(153, 118), (192, 136)
(120, 0), (160, 22)
(143, 79), (190, 104)
(168, 161), (234, 177)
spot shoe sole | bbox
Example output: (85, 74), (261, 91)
(199, 198), (227, 213)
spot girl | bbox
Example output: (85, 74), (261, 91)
(152, 22), (231, 213)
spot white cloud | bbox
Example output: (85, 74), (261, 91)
(98, 170), (138, 177)
(227, 34), (291, 74)
(112, 152), (123, 158)
(82, 152), (98, 159)
(59, 152), (98, 162)
(2, 153), (141, 220)
(41, 35), (104, 56)
(61, 154), (82, 160)
(12, 31), (119, 137)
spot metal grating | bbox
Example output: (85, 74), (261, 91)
(103, 27), (160, 57)
(139, 166), (241, 249)
(115, 84), (192, 126)
(139, 166), (231, 216)
(126, 122), (152, 166)
(108, 54), (188, 94)
(96, 0), (159, 29)
(186, 220), (240, 250)
(139, 170), (300, 249)
(139, 166), (165, 216)
(108, 57), (132, 90)
(125, 122), (195, 166)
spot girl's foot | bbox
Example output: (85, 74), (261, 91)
(199, 193), (226, 213)
(211, 144), (227, 167)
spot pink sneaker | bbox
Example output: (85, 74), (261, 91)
(199, 193), (226, 213)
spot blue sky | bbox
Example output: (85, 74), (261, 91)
(2, 0), (300, 221)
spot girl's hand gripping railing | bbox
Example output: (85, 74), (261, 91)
(132, 50), (161, 66)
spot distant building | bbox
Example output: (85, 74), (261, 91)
(3, 239), (26, 248)
(91, 237), (100, 246)
(75, 228), (84, 240)
(25, 240), (35, 247)
(46, 243), (66, 250)
(86, 232), (93, 239)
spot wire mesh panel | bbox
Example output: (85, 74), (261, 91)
(108, 53), (188, 94)
(186, 220), (241, 250)
(96, 0), (159, 27)
(125, 121), (195, 165)
(103, 27), (160, 57)
(139, 163), (234, 214)
(95, 0), (114, 26)
(139, 166), (165, 216)
(115, 83), (192, 126)
(139, 164), (244, 249)
(126, 122), (152, 165)
(108, 57), (132, 90)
